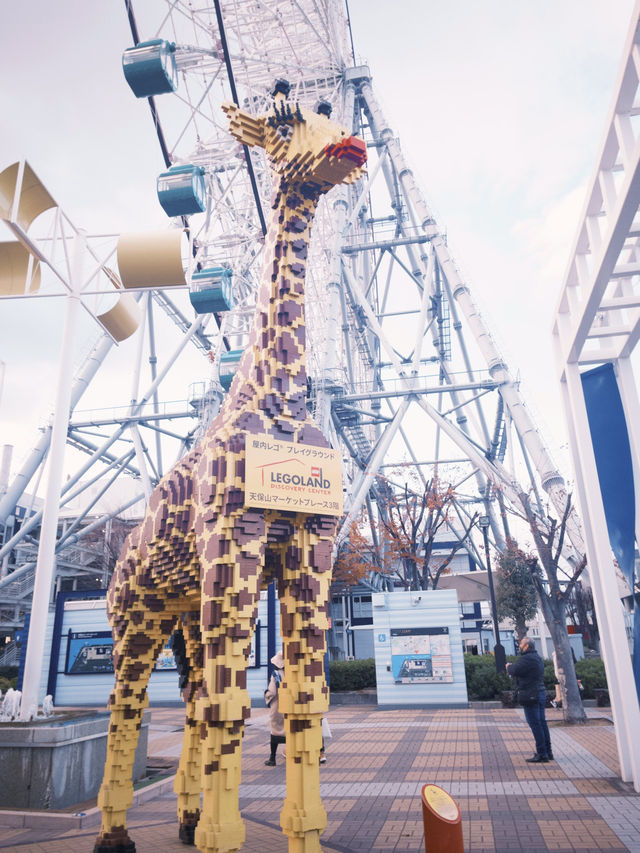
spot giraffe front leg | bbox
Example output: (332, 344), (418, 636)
(172, 613), (204, 846)
(278, 520), (335, 853)
(195, 516), (265, 853)
(94, 609), (175, 853)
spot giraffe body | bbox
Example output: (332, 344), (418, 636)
(94, 83), (366, 853)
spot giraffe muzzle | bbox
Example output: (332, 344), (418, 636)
(324, 136), (367, 167)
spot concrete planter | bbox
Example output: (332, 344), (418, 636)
(330, 689), (377, 705)
(0, 710), (149, 810)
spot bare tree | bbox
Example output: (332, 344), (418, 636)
(97, 517), (138, 588)
(379, 478), (477, 590)
(566, 581), (598, 651)
(519, 492), (588, 724)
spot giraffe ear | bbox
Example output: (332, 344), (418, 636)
(222, 102), (265, 148)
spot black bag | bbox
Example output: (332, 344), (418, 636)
(516, 684), (539, 706)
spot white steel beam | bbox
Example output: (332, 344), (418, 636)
(560, 362), (640, 790)
(19, 231), (84, 718)
(552, 0), (640, 791)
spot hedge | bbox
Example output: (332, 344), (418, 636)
(327, 654), (608, 699)
(0, 676), (17, 693)
(574, 658), (608, 698)
(0, 666), (18, 681)
(464, 654), (512, 700)
(329, 658), (376, 691)
(463, 654), (609, 700)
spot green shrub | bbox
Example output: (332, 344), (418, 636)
(543, 659), (556, 691)
(0, 666), (18, 682)
(329, 658), (376, 691)
(574, 658), (607, 699)
(0, 675), (17, 692)
(326, 653), (605, 699)
(463, 653), (512, 700)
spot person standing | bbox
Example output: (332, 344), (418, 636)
(507, 636), (553, 763)
(264, 650), (286, 766)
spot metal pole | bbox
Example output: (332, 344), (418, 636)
(479, 516), (506, 674)
(20, 231), (84, 718)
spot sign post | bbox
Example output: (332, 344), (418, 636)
(245, 433), (343, 515)
(421, 783), (464, 853)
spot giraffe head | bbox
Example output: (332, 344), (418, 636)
(222, 79), (367, 195)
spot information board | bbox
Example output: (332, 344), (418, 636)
(65, 631), (114, 674)
(64, 631), (178, 675)
(390, 626), (453, 683)
(64, 629), (257, 675)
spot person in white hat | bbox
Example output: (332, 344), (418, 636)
(264, 650), (286, 766)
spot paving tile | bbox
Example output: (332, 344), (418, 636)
(1, 706), (640, 852)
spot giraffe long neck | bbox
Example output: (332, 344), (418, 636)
(235, 186), (319, 420)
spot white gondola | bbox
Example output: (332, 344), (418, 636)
(122, 39), (177, 98)
(189, 266), (234, 314)
(157, 165), (206, 217)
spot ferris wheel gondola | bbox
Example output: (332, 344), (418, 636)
(122, 39), (178, 98)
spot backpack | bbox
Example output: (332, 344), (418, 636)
(264, 668), (283, 706)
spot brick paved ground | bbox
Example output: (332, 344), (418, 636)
(1, 705), (640, 852)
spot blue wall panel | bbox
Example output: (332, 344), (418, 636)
(40, 596), (279, 707)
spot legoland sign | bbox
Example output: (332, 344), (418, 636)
(245, 433), (343, 515)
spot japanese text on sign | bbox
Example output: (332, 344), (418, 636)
(245, 433), (343, 516)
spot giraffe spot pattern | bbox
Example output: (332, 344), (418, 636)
(96, 90), (366, 853)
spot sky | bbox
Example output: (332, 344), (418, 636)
(0, 0), (637, 494)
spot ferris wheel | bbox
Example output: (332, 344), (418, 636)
(114, 1), (583, 545)
(0, 0), (584, 633)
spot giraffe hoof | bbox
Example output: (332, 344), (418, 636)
(93, 840), (136, 853)
(178, 809), (199, 845)
(179, 822), (196, 845)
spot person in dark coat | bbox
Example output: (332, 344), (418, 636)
(507, 636), (553, 763)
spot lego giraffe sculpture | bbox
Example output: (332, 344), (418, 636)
(94, 80), (366, 853)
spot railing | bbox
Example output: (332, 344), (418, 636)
(0, 642), (19, 668)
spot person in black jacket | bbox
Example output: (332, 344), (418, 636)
(507, 637), (553, 763)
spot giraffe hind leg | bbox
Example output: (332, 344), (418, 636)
(173, 613), (204, 845)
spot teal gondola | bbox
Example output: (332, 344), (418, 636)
(122, 39), (177, 98)
(157, 165), (206, 217)
(219, 349), (243, 391)
(189, 267), (234, 314)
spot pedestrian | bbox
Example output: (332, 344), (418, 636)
(320, 715), (332, 764)
(507, 636), (553, 763)
(264, 650), (286, 766)
(551, 651), (562, 708)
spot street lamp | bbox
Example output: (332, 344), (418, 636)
(478, 515), (506, 674)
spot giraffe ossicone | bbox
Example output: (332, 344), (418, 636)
(93, 81), (366, 853)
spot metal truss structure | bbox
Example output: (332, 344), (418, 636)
(0, 0), (583, 636)
(552, 0), (640, 790)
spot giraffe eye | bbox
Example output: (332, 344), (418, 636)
(315, 99), (332, 118)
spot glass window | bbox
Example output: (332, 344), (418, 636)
(352, 594), (372, 618)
